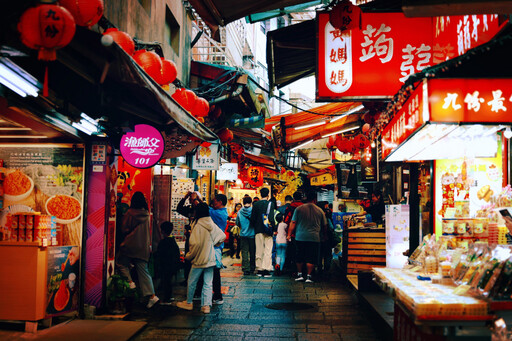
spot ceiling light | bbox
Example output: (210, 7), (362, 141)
(294, 121), (326, 130)
(0, 57), (39, 97)
(330, 104), (364, 123)
(321, 125), (360, 138)
(72, 122), (95, 135)
(371, 141), (376, 148)
(504, 128), (512, 139)
(290, 139), (313, 151)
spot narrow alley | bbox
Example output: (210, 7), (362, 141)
(129, 255), (383, 341)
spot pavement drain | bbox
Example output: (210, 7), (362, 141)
(265, 303), (315, 311)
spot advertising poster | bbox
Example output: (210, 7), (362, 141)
(0, 145), (84, 246)
(117, 157), (153, 215)
(385, 205), (409, 268)
(434, 140), (503, 237)
(46, 246), (80, 316)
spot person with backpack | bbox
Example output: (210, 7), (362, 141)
(250, 188), (276, 278)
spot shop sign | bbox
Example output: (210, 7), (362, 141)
(317, 12), (433, 100)
(311, 172), (336, 186)
(247, 166), (264, 187)
(216, 163), (238, 181)
(381, 84), (426, 159)
(192, 143), (219, 170)
(120, 124), (164, 169)
(428, 79), (512, 123)
(433, 15), (504, 63)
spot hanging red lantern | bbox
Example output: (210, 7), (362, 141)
(133, 49), (163, 83)
(353, 134), (369, 149)
(362, 123), (370, 133)
(326, 135), (337, 149)
(18, 4), (76, 61)
(159, 58), (177, 85)
(192, 97), (209, 118)
(217, 128), (233, 144)
(59, 0), (104, 27)
(280, 168), (286, 175)
(329, 0), (361, 31)
(247, 166), (263, 187)
(103, 28), (134, 55)
(208, 105), (222, 120)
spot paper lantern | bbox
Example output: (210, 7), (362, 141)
(133, 49), (163, 84)
(247, 166), (263, 187)
(329, 0), (361, 31)
(59, 0), (104, 27)
(159, 58), (177, 85)
(18, 4), (76, 61)
(362, 123), (370, 133)
(103, 28), (134, 55)
(326, 135), (337, 149)
(192, 97), (209, 118)
(172, 88), (197, 111)
(353, 134), (369, 149)
(217, 128), (233, 144)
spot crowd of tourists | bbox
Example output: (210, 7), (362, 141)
(115, 188), (340, 314)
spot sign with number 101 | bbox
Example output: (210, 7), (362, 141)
(120, 124), (164, 169)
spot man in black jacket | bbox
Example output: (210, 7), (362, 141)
(250, 187), (276, 277)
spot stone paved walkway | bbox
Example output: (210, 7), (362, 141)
(129, 256), (382, 341)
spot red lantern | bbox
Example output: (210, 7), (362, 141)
(208, 105), (222, 120)
(329, 0), (361, 31)
(18, 4), (76, 61)
(133, 49), (163, 84)
(192, 97), (209, 118)
(182, 90), (197, 112)
(353, 134), (369, 149)
(159, 58), (177, 85)
(247, 166), (263, 187)
(59, 0), (104, 27)
(217, 128), (233, 144)
(326, 135), (337, 149)
(362, 123), (370, 133)
(103, 28), (134, 55)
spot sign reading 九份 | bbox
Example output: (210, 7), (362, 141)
(120, 124), (164, 168)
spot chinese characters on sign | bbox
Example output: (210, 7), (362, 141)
(310, 173), (336, 186)
(192, 144), (219, 170)
(247, 166), (263, 187)
(429, 79), (512, 122)
(216, 163), (238, 181)
(318, 12), (433, 100)
(381, 84), (425, 159)
(120, 124), (164, 168)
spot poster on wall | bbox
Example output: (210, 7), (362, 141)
(117, 157), (153, 216)
(0, 145), (84, 246)
(46, 246), (80, 317)
(434, 141), (503, 237)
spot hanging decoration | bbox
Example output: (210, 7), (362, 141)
(133, 49), (163, 84)
(18, 4), (76, 61)
(362, 123), (370, 133)
(353, 134), (370, 150)
(159, 58), (177, 86)
(217, 128), (233, 144)
(326, 135), (337, 149)
(103, 28), (135, 55)
(329, 0), (361, 31)
(59, 0), (104, 27)
(247, 166), (264, 187)
(192, 97), (209, 118)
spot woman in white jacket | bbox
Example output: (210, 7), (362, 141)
(177, 203), (225, 313)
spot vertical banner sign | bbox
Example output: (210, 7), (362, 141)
(433, 15), (504, 63)
(120, 124), (164, 169)
(192, 144), (219, 170)
(381, 84), (426, 160)
(317, 12), (433, 100)
(46, 246), (80, 317)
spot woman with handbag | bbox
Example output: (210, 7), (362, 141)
(177, 203), (225, 314)
(228, 203), (242, 259)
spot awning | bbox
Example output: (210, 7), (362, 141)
(1, 24), (218, 143)
(244, 152), (276, 168)
(188, 0), (316, 40)
(267, 19), (316, 90)
(265, 102), (364, 148)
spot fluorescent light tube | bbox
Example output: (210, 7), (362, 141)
(290, 139), (313, 151)
(294, 121), (326, 130)
(321, 125), (360, 138)
(0, 59), (39, 97)
(72, 122), (95, 135)
(330, 104), (364, 123)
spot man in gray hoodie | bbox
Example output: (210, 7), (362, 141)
(236, 196), (255, 275)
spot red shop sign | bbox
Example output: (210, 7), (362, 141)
(381, 83), (426, 160)
(433, 15), (505, 63)
(120, 124), (164, 168)
(429, 78), (512, 123)
(247, 166), (263, 187)
(317, 12), (433, 100)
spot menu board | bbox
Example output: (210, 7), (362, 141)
(0, 145), (85, 246)
(46, 246), (80, 317)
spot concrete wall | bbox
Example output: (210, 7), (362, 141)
(104, 0), (192, 85)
